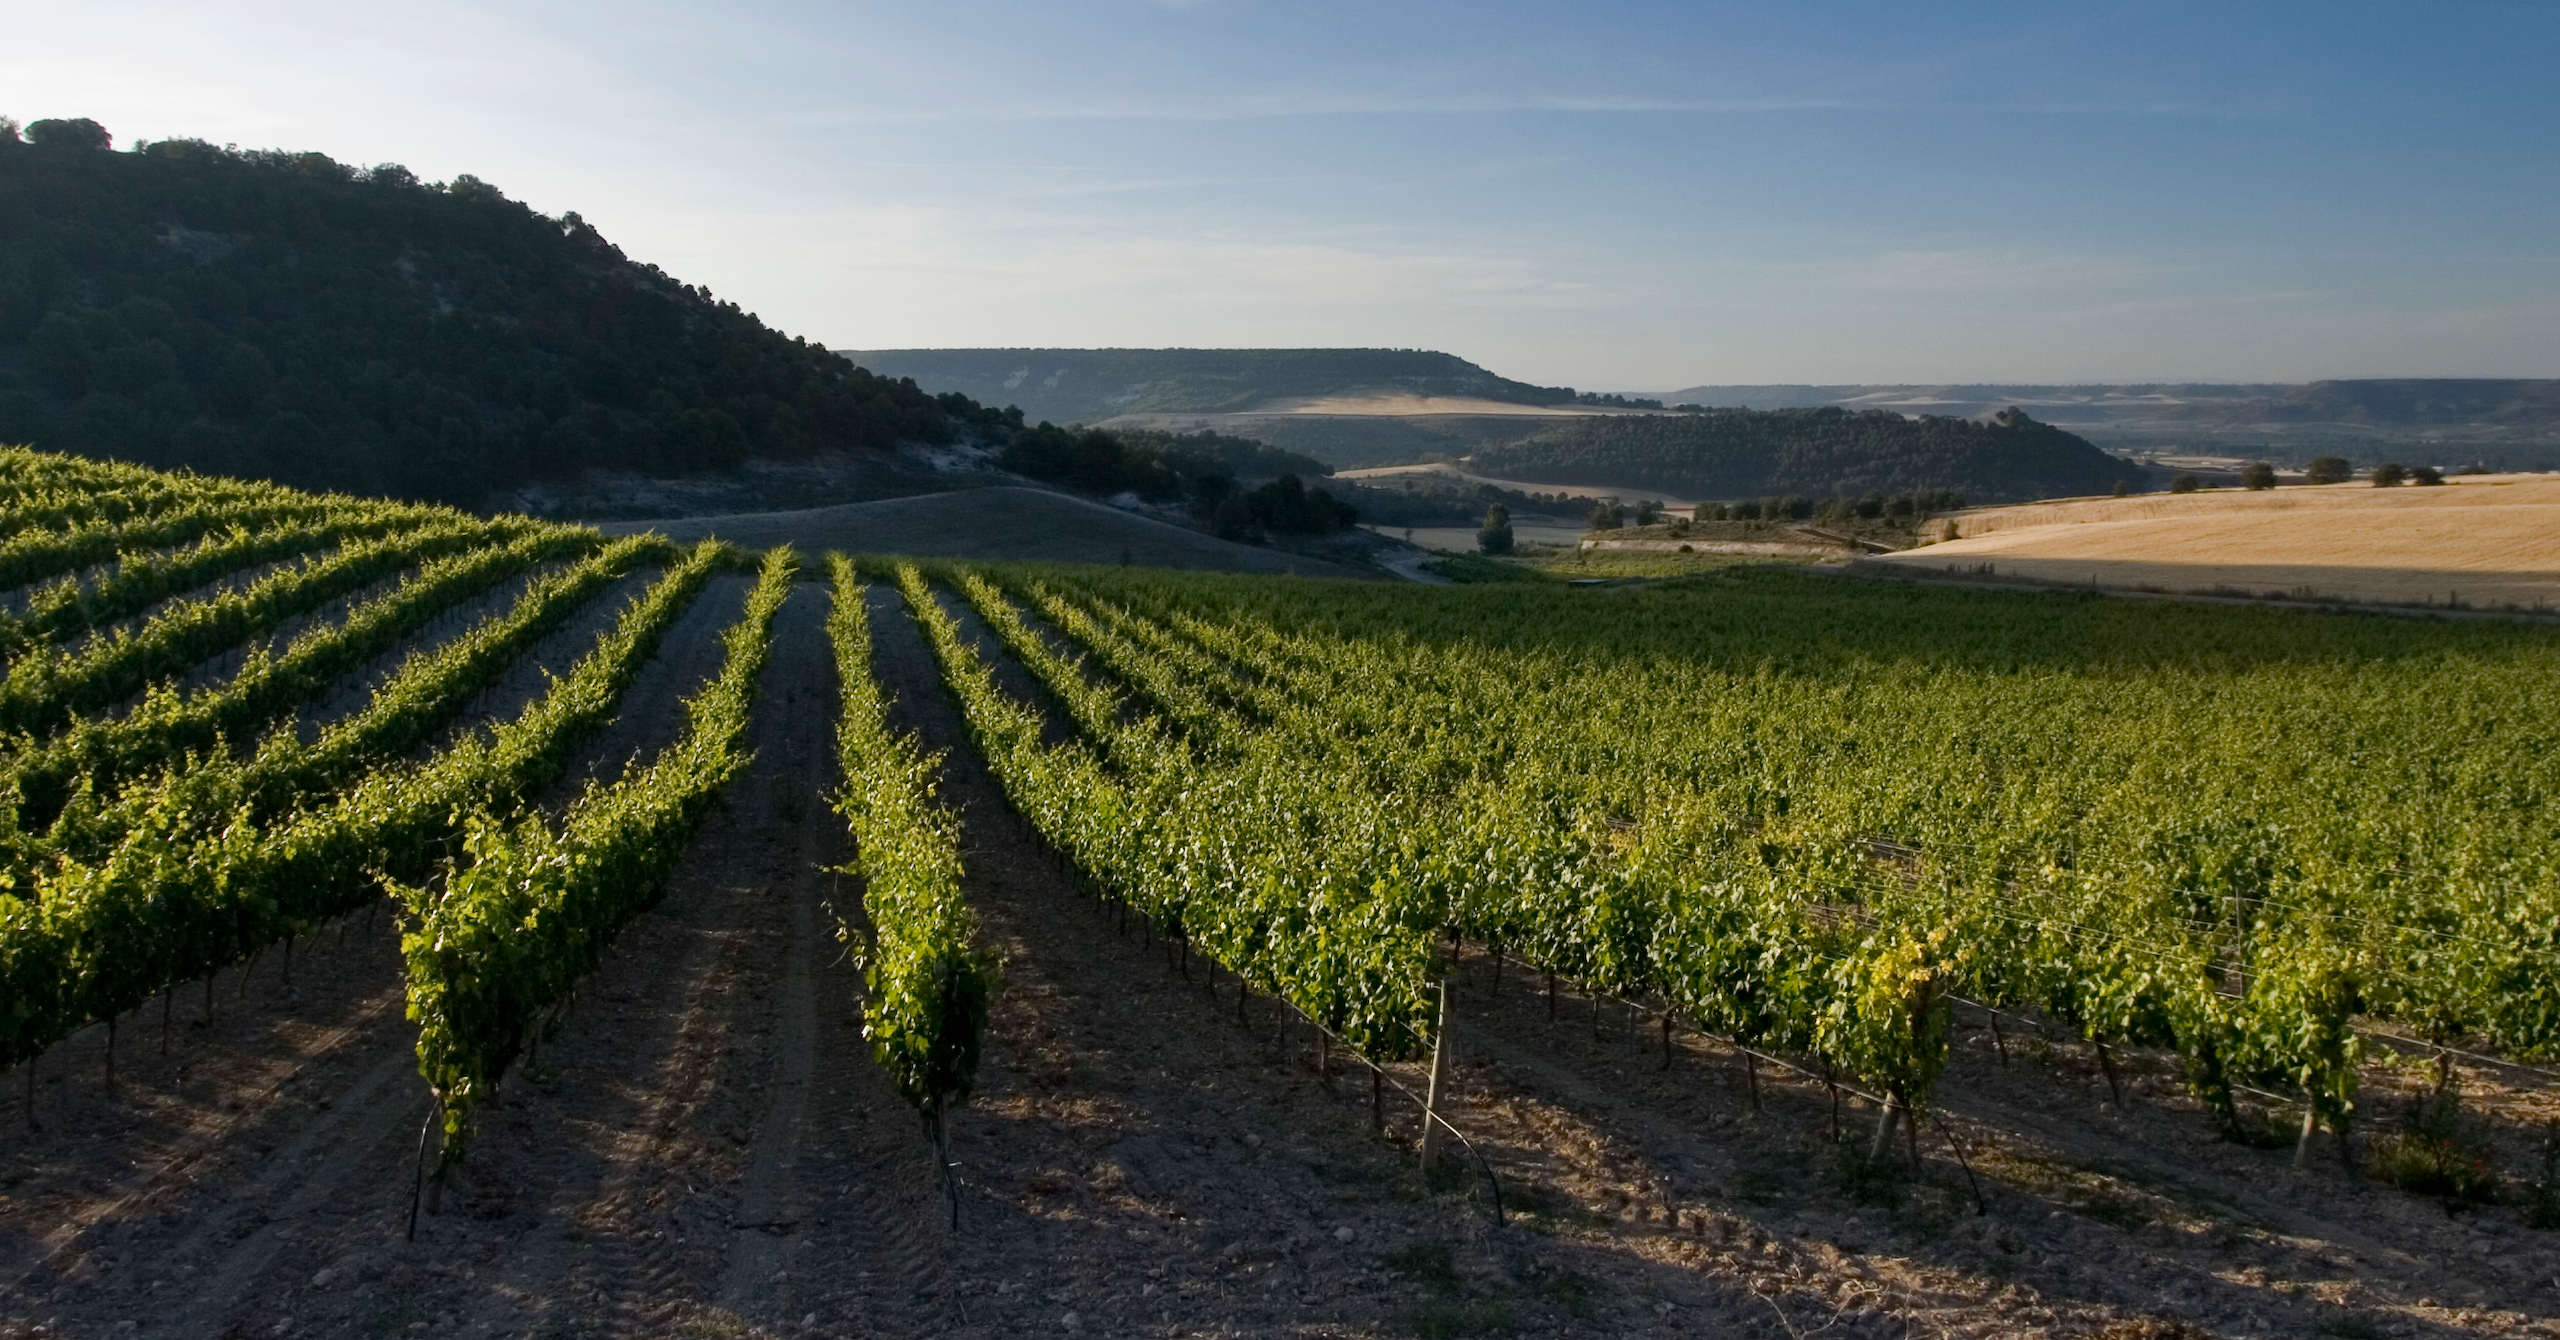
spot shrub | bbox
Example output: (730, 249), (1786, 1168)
(2304, 456), (2353, 485)
(2371, 462), (2408, 487)
(2241, 462), (2278, 490)
(2412, 465), (2445, 486)
(2370, 1080), (2499, 1209)
(2170, 473), (2201, 494)
(2370, 1131), (2498, 1207)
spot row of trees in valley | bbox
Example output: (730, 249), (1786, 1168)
(1471, 405), (2142, 503)
(997, 423), (1357, 537)
(2170, 456), (2449, 493)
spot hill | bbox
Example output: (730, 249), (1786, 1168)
(1868, 471), (2560, 608)
(599, 485), (1369, 577)
(1465, 405), (2143, 503)
(0, 117), (1014, 506)
(1652, 380), (2560, 469)
(834, 347), (1627, 423)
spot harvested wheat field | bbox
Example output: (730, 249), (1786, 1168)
(1872, 473), (2560, 608)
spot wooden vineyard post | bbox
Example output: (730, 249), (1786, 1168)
(1420, 978), (1455, 1170)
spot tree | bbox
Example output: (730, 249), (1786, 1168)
(2304, 456), (2352, 485)
(1478, 504), (1514, 555)
(1633, 498), (1664, 525)
(25, 118), (111, 151)
(2412, 465), (2446, 486)
(1586, 498), (1624, 530)
(2170, 472), (2201, 494)
(2371, 461), (2408, 487)
(0, 117), (20, 145)
(2241, 462), (2278, 490)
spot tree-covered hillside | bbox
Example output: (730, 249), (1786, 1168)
(1469, 406), (2143, 502)
(838, 347), (1610, 423)
(0, 117), (1014, 505)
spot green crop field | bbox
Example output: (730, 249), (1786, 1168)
(8, 448), (2558, 1336)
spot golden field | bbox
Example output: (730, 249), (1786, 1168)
(1871, 473), (2560, 608)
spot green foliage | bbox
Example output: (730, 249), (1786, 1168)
(2412, 465), (2445, 486)
(824, 555), (992, 1124)
(1001, 422), (1352, 534)
(0, 515), (549, 742)
(2368, 1081), (2499, 1208)
(1585, 499), (1623, 531)
(1228, 473), (1357, 535)
(1429, 553), (1546, 583)
(1476, 504), (1513, 555)
(902, 565), (1437, 1056)
(2304, 456), (2353, 485)
(0, 131), (1012, 502)
(403, 545), (793, 1168)
(2, 523), (591, 826)
(24, 119), (111, 152)
(2169, 473), (2201, 493)
(0, 454), (720, 1074)
(886, 555), (2560, 1152)
(1108, 427), (1332, 481)
(2370, 462), (2408, 487)
(1470, 406), (2139, 504)
(2242, 462), (2279, 490)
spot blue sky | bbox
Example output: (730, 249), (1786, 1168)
(9, 0), (2556, 386)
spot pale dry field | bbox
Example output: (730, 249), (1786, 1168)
(1875, 473), (2560, 608)
(1258, 392), (1654, 417)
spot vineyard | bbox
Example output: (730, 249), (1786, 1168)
(3, 446), (2558, 1338)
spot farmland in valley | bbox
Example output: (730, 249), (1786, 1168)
(1874, 472), (2560, 609)
(6, 448), (2559, 1338)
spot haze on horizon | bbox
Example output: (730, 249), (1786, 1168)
(8, 0), (2555, 390)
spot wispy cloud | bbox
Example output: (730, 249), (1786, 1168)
(799, 91), (1878, 127)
